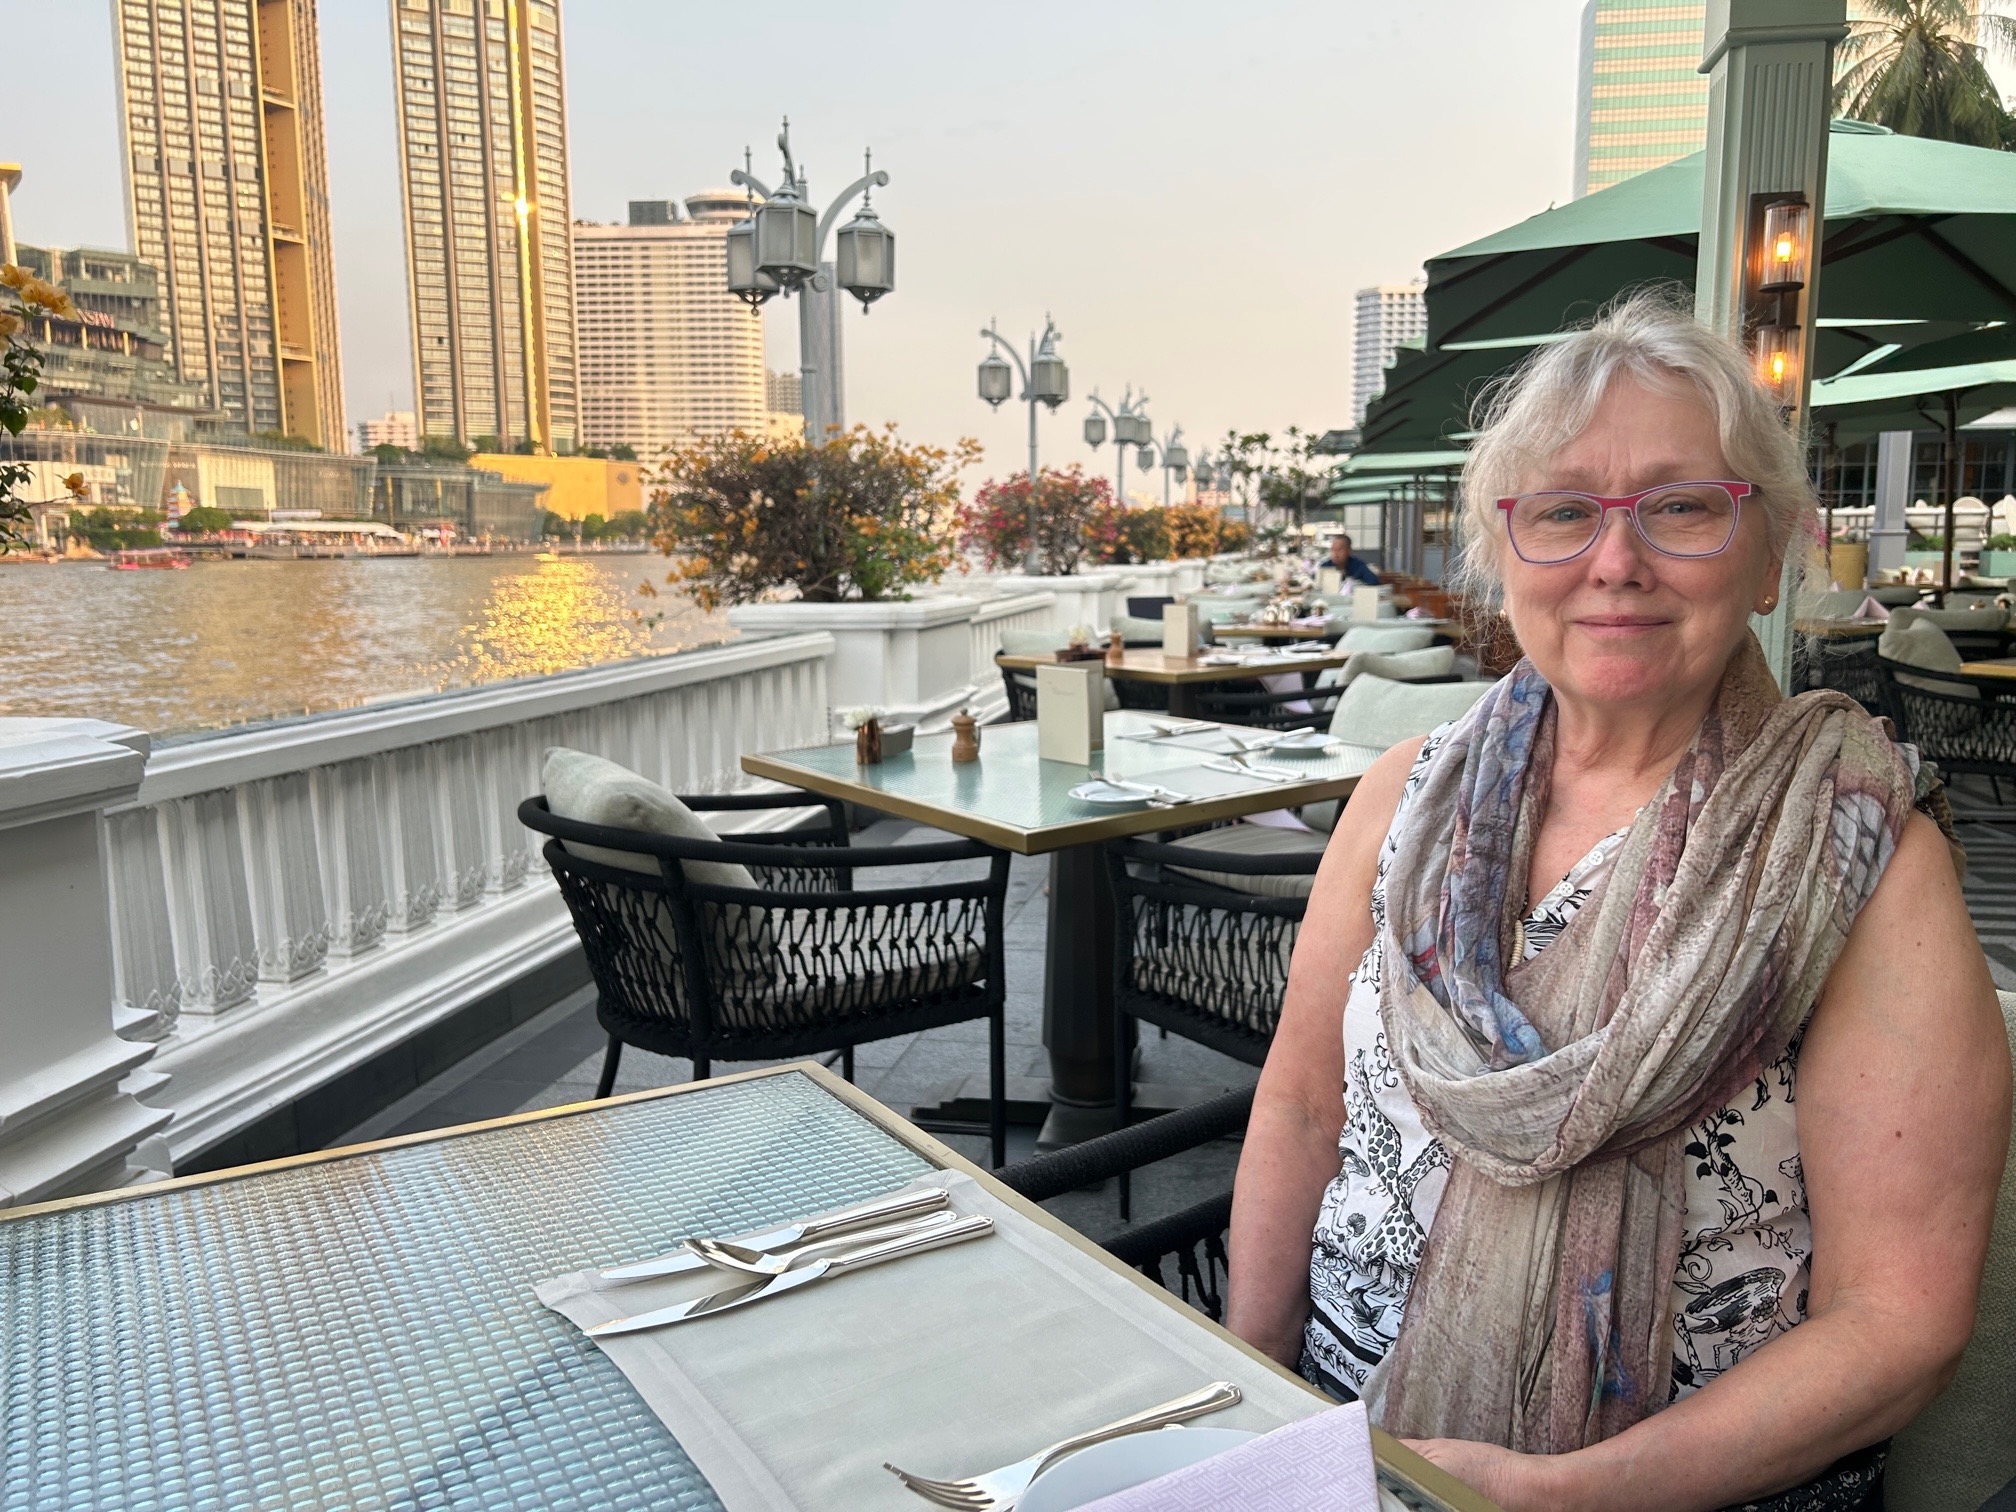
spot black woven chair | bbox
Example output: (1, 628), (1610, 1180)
(1103, 834), (1320, 1216)
(521, 794), (1012, 1164)
(1000, 664), (1039, 721)
(1875, 655), (2016, 801)
(1794, 632), (1885, 714)
(996, 1087), (1254, 1322)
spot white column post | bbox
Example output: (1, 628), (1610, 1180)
(0, 719), (173, 1204)
(1695, 0), (1847, 687)
(1871, 429), (1916, 575)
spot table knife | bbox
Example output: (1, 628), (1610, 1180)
(588, 1213), (994, 1335)
(597, 1186), (950, 1283)
(1201, 758), (1293, 784)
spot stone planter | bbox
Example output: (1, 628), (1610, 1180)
(991, 570), (1137, 636)
(1980, 550), (2016, 580)
(727, 597), (987, 736)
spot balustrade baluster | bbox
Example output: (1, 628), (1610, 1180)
(104, 806), (181, 1040)
(312, 757), (390, 958)
(381, 746), (441, 935)
(157, 789), (259, 1015)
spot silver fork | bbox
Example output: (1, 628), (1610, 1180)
(683, 1210), (960, 1276)
(883, 1381), (1241, 1509)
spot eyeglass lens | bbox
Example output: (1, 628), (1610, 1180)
(1509, 485), (1739, 563)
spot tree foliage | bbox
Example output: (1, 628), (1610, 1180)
(173, 506), (235, 534)
(1834, 0), (2016, 147)
(1211, 426), (1334, 536)
(652, 424), (976, 608)
(958, 465), (1116, 576)
(0, 265), (86, 551)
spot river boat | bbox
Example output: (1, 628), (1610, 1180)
(106, 548), (192, 571)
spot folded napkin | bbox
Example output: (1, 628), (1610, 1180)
(1079, 1403), (1378, 1512)
(1855, 595), (1892, 620)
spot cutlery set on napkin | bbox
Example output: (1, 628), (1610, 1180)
(591, 1187), (992, 1335)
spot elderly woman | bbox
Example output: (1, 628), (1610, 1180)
(1225, 296), (2009, 1512)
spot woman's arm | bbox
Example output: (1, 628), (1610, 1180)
(1412, 812), (2012, 1512)
(1224, 737), (1424, 1365)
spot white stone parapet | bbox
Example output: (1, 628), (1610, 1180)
(96, 633), (834, 1170)
(0, 717), (174, 1205)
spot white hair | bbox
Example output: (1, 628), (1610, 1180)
(1455, 289), (1818, 602)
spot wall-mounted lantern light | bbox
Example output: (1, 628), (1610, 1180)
(1757, 197), (1812, 293)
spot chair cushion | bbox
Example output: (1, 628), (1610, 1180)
(541, 747), (755, 890)
(1337, 624), (1435, 653)
(1195, 598), (1264, 624)
(1892, 604), (2006, 634)
(1880, 618), (1975, 697)
(1316, 646), (1455, 691)
(1883, 990), (2016, 1510)
(1112, 613), (1169, 644)
(1163, 823), (1328, 899)
(1328, 675), (1494, 746)
(1000, 627), (1064, 658)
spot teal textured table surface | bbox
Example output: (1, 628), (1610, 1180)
(0, 1072), (934, 1511)
(744, 712), (1379, 854)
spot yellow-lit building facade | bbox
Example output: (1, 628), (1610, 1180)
(111, 0), (346, 447)
(468, 452), (640, 522)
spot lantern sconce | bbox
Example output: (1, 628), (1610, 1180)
(1755, 323), (1801, 408)
(1745, 191), (1811, 410)
(1758, 196), (1811, 293)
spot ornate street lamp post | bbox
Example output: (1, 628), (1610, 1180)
(725, 120), (893, 439)
(1156, 425), (1188, 507)
(977, 317), (1069, 571)
(1083, 387), (1151, 506)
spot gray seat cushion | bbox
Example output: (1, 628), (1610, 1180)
(541, 747), (752, 888)
(1316, 645), (1456, 691)
(1337, 624), (1435, 653)
(1328, 674), (1494, 745)
(1884, 990), (2016, 1510)
(1880, 617), (1977, 698)
(1000, 627), (1065, 658)
(1163, 823), (1328, 898)
(1891, 603), (2006, 634)
(1112, 613), (1168, 643)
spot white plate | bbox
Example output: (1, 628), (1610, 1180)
(1017, 1427), (1258, 1512)
(1068, 780), (1152, 808)
(1268, 731), (1338, 757)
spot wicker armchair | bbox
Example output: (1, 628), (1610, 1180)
(1795, 632), (1885, 714)
(996, 1087), (1254, 1322)
(1102, 833), (1320, 1216)
(520, 794), (1012, 1164)
(1875, 655), (2016, 795)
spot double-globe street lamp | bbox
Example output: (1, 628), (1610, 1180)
(725, 119), (894, 439)
(1153, 425), (1189, 507)
(1082, 387), (1153, 506)
(976, 318), (1069, 571)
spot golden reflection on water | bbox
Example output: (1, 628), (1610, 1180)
(0, 554), (728, 737)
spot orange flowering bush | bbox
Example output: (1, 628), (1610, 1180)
(649, 424), (977, 607)
(2, 264), (85, 550)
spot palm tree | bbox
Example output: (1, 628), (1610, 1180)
(1833, 0), (2016, 148)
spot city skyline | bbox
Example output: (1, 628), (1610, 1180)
(14, 2), (2013, 484)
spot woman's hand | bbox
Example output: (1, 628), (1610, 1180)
(1402, 1438), (1574, 1512)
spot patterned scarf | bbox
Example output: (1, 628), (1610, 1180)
(1361, 634), (1915, 1452)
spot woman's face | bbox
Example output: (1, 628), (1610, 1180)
(1498, 375), (1781, 712)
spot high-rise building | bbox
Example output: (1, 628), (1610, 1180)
(1573, 1), (1709, 198)
(765, 368), (802, 417)
(111, 0), (346, 446)
(1352, 283), (1427, 427)
(358, 409), (419, 452)
(390, 0), (579, 453)
(572, 193), (767, 458)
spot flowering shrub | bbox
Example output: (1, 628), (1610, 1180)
(649, 424), (977, 608)
(1, 265), (86, 550)
(959, 465), (1116, 575)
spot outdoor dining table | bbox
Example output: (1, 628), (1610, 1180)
(743, 710), (1378, 1143)
(0, 1063), (1495, 1511)
(994, 646), (1356, 720)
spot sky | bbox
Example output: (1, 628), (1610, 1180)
(0, 2), (1703, 491)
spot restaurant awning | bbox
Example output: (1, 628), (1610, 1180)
(1425, 120), (2016, 353)
(1810, 358), (2016, 440)
(1337, 449), (1468, 476)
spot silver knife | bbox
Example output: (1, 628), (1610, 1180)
(1202, 758), (1292, 784)
(588, 1213), (994, 1335)
(597, 1186), (951, 1283)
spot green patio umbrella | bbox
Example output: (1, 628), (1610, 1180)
(1426, 121), (2016, 351)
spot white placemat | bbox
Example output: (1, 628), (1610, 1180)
(537, 1171), (1327, 1511)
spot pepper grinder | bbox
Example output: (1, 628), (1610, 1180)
(1106, 629), (1124, 663)
(951, 709), (981, 763)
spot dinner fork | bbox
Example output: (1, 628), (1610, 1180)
(684, 1210), (960, 1277)
(883, 1381), (1242, 1509)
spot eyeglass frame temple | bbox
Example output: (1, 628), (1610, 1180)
(1493, 480), (1755, 564)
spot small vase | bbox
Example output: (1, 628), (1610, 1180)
(951, 711), (980, 763)
(855, 718), (883, 765)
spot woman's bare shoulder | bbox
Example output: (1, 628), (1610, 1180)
(1320, 735), (1430, 881)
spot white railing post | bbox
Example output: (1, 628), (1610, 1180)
(104, 805), (181, 1039)
(312, 756), (390, 959)
(380, 746), (443, 936)
(238, 771), (331, 985)
(157, 789), (260, 1016)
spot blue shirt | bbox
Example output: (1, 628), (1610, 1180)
(1337, 554), (1380, 586)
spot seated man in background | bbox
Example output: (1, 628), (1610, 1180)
(1328, 532), (1381, 586)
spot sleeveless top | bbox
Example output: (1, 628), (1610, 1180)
(1302, 729), (1813, 1404)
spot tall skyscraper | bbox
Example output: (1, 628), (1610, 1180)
(1352, 283), (1427, 427)
(1573, 1), (1709, 198)
(572, 193), (766, 458)
(391, 0), (579, 453)
(111, 0), (346, 446)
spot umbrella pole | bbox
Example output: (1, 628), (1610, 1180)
(1943, 393), (1959, 603)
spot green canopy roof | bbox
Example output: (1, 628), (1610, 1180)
(1338, 449), (1468, 475)
(1427, 121), (2016, 351)
(1810, 358), (2016, 440)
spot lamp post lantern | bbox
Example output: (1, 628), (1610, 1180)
(727, 120), (893, 440)
(1156, 425), (1188, 507)
(1083, 387), (1151, 507)
(977, 317), (1069, 572)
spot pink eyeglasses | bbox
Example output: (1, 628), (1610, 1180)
(1496, 480), (1753, 565)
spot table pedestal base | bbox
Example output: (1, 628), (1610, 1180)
(1042, 842), (1116, 1110)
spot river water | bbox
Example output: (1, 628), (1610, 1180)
(0, 552), (730, 737)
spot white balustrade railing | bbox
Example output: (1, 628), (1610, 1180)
(966, 592), (1063, 722)
(107, 632), (833, 1166)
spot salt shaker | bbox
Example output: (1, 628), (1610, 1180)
(951, 710), (981, 763)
